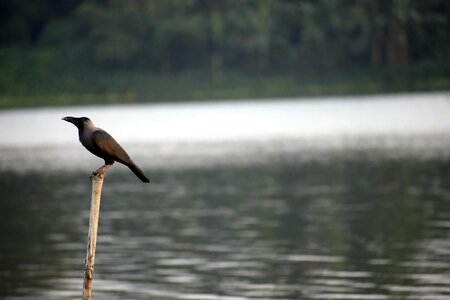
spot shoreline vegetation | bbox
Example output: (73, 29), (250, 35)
(1, 53), (448, 109)
(1, 72), (448, 109)
(0, 1), (448, 108)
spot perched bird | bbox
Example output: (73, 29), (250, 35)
(63, 116), (150, 182)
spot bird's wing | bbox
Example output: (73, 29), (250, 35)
(91, 129), (132, 164)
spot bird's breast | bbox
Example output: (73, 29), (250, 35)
(78, 128), (96, 152)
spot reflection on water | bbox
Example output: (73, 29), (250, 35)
(0, 92), (449, 147)
(1, 94), (450, 299)
(1, 149), (450, 299)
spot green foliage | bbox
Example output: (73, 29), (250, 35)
(0, 0), (448, 107)
(76, 1), (153, 67)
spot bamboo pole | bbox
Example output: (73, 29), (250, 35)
(82, 172), (105, 300)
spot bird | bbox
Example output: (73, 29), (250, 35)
(62, 116), (150, 182)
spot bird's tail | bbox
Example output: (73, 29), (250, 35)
(126, 162), (150, 183)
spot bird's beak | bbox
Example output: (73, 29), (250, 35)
(62, 116), (71, 122)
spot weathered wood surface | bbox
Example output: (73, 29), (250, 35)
(82, 172), (105, 300)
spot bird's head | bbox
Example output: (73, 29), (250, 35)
(62, 116), (94, 129)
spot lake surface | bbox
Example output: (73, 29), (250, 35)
(1, 93), (450, 299)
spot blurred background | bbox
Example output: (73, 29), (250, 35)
(0, 0), (448, 107)
(1, 1), (450, 300)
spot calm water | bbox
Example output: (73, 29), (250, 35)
(1, 93), (450, 299)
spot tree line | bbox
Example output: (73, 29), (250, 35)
(0, 0), (448, 79)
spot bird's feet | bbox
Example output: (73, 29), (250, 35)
(90, 164), (111, 181)
(90, 170), (106, 181)
(89, 172), (97, 181)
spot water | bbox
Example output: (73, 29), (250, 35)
(1, 93), (450, 299)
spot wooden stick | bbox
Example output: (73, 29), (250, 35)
(82, 172), (106, 300)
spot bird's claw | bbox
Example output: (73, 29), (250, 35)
(89, 170), (105, 181)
